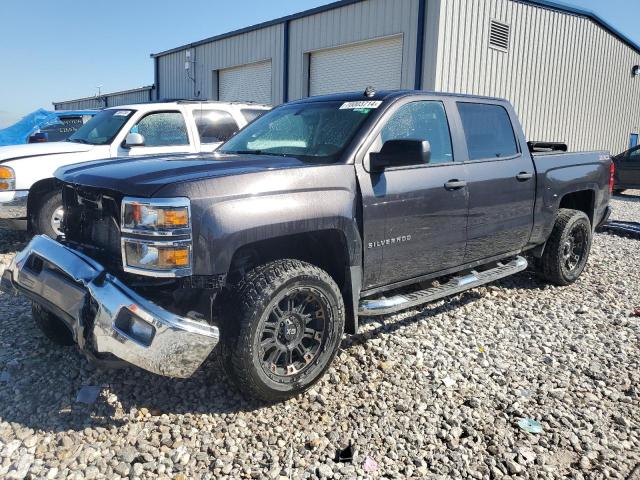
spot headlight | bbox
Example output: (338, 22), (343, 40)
(0, 166), (15, 191)
(121, 197), (193, 277)
(122, 197), (190, 234)
(123, 240), (191, 274)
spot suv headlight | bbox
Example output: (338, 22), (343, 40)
(0, 166), (16, 191)
(121, 197), (192, 277)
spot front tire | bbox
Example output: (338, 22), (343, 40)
(33, 190), (64, 238)
(32, 303), (75, 346)
(539, 209), (592, 286)
(220, 260), (345, 402)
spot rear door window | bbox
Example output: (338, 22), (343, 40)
(241, 108), (269, 123)
(193, 110), (239, 144)
(457, 103), (519, 160)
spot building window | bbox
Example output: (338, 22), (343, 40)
(489, 20), (511, 52)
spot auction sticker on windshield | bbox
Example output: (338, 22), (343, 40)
(113, 111), (132, 117)
(340, 101), (382, 110)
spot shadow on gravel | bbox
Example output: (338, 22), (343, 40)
(0, 300), (266, 434)
(346, 269), (544, 351)
(0, 345), (267, 434)
(613, 191), (640, 202)
(0, 228), (27, 254)
(0, 264), (561, 434)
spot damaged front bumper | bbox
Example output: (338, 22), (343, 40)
(1, 235), (219, 378)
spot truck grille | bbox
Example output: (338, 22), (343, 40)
(61, 184), (122, 271)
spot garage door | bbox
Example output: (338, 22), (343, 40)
(219, 60), (272, 104)
(309, 36), (403, 97)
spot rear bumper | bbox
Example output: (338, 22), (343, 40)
(0, 190), (28, 230)
(1, 235), (219, 378)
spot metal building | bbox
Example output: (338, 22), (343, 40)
(53, 85), (155, 111)
(149, 0), (639, 154)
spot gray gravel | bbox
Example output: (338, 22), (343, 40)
(1, 192), (639, 479)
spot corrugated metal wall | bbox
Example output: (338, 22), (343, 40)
(434, 0), (640, 154)
(53, 98), (105, 110)
(157, 24), (284, 103)
(107, 87), (152, 106)
(288, 0), (420, 100)
(54, 87), (153, 110)
(152, 0), (640, 153)
(156, 0), (423, 104)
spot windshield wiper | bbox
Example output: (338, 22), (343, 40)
(67, 138), (89, 144)
(224, 149), (262, 155)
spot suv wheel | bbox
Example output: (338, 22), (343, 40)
(32, 303), (75, 346)
(220, 259), (344, 402)
(539, 208), (592, 286)
(33, 190), (64, 238)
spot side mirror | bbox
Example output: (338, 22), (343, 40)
(28, 132), (48, 143)
(124, 133), (145, 147)
(369, 140), (431, 173)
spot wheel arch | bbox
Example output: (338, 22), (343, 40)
(226, 229), (362, 334)
(558, 189), (596, 226)
(26, 177), (59, 233)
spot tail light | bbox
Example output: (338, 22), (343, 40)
(609, 161), (615, 193)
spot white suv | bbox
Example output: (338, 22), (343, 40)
(0, 101), (271, 237)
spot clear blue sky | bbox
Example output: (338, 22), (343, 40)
(0, 0), (638, 127)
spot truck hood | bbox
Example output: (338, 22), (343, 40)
(0, 141), (95, 162)
(55, 152), (318, 197)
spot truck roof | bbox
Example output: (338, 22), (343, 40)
(288, 89), (510, 105)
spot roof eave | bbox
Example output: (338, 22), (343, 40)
(150, 0), (640, 59)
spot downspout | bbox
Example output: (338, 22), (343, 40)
(283, 20), (290, 104)
(414, 0), (427, 90)
(154, 56), (160, 101)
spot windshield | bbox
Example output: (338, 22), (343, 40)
(219, 101), (377, 162)
(68, 109), (134, 145)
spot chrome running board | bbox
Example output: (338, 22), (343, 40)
(358, 256), (528, 316)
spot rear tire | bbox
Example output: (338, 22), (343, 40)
(539, 208), (592, 286)
(219, 259), (345, 402)
(33, 190), (64, 239)
(32, 303), (75, 346)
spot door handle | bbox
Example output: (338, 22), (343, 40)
(444, 179), (467, 190)
(516, 172), (534, 181)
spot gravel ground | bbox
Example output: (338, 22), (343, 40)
(0, 192), (639, 480)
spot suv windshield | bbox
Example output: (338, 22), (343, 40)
(219, 101), (377, 162)
(68, 109), (134, 145)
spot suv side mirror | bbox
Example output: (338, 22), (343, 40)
(124, 133), (145, 147)
(369, 140), (431, 173)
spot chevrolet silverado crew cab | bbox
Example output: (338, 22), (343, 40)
(0, 101), (270, 237)
(2, 90), (613, 402)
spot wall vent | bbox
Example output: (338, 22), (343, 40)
(489, 20), (511, 52)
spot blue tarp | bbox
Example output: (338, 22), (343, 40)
(0, 109), (64, 146)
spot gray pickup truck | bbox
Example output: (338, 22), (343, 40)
(2, 89), (613, 402)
